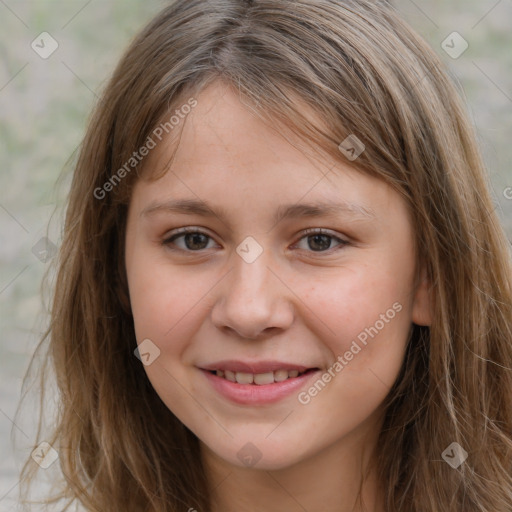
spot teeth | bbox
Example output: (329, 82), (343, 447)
(215, 369), (308, 384)
(224, 370), (236, 382)
(235, 372), (254, 385)
(253, 372), (274, 385)
(273, 369), (289, 382)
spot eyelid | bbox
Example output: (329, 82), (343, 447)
(298, 227), (348, 241)
(290, 228), (349, 252)
(162, 226), (219, 247)
(164, 226), (213, 238)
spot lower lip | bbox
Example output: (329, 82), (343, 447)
(200, 369), (320, 405)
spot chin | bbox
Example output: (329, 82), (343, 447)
(210, 440), (308, 471)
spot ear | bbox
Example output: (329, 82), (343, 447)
(411, 264), (433, 326)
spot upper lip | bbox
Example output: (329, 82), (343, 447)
(199, 360), (317, 374)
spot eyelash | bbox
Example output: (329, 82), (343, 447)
(161, 227), (349, 254)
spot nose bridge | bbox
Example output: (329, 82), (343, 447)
(229, 241), (275, 310)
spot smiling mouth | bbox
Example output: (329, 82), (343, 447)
(208, 368), (319, 385)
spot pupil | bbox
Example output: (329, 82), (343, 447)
(186, 233), (208, 250)
(309, 234), (331, 251)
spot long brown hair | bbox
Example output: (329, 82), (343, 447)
(18, 0), (512, 510)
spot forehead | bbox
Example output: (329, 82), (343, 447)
(140, 80), (337, 181)
(130, 81), (406, 227)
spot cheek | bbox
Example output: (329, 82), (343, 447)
(127, 260), (210, 415)
(301, 262), (413, 389)
(127, 250), (216, 354)
(289, 272), (410, 440)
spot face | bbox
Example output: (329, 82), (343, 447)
(125, 80), (431, 471)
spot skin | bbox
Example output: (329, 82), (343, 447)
(125, 80), (432, 512)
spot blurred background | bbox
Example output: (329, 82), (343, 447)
(0, 0), (511, 509)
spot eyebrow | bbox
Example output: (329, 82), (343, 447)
(140, 198), (376, 225)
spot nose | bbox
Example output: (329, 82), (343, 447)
(210, 247), (294, 341)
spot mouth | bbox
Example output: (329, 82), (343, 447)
(207, 368), (318, 385)
(198, 361), (322, 405)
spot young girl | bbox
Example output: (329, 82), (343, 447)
(19, 0), (512, 510)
